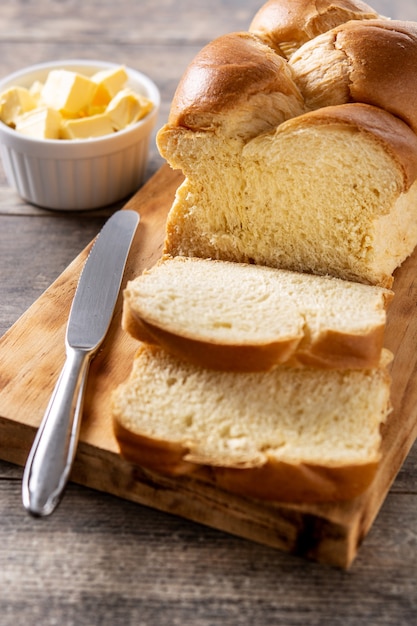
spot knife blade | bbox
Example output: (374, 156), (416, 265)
(22, 209), (139, 517)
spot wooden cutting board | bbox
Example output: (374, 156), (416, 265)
(0, 163), (416, 569)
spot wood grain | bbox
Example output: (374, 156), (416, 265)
(0, 164), (415, 569)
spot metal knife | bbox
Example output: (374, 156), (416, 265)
(22, 209), (139, 517)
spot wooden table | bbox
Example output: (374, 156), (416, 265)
(0, 1), (415, 624)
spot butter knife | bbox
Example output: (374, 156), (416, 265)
(22, 209), (139, 517)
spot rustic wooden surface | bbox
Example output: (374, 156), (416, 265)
(0, 0), (416, 624)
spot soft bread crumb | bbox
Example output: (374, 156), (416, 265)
(160, 104), (417, 287)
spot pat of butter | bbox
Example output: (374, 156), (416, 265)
(106, 88), (153, 130)
(41, 70), (97, 116)
(60, 112), (115, 139)
(0, 65), (153, 140)
(15, 107), (62, 139)
(29, 80), (44, 104)
(91, 66), (129, 107)
(0, 87), (36, 126)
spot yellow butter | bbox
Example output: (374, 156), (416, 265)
(106, 88), (153, 130)
(0, 86), (36, 126)
(91, 66), (129, 106)
(15, 107), (62, 139)
(29, 80), (44, 104)
(85, 104), (107, 117)
(0, 65), (153, 140)
(41, 70), (98, 116)
(60, 112), (115, 139)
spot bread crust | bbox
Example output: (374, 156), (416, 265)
(167, 17), (417, 140)
(123, 307), (304, 372)
(339, 20), (417, 133)
(249, 0), (379, 57)
(212, 457), (380, 502)
(166, 31), (304, 132)
(113, 420), (198, 477)
(290, 19), (417, 133)
(123, 299), (388, 372)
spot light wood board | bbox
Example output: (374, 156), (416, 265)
(0, 164), (416, 568)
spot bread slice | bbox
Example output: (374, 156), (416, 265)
(112, 344), (392, 503)
(159, 103), (417, 287)
(122, 256), (392, 372)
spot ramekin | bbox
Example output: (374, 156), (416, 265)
(0, 59), (160, 210)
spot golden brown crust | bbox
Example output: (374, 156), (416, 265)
(212, 456), (380, 502)
(249, 0), (379, 57)
(162, 17), (417, 162)
(123, 308), (388, 371)
(292, 325), (387, 369)
(113, 418), (198, 477)
(335, 20), (417, 133)
(167, 31), (303, 131)
(289, 19), (417, 133)
(279, 103), (417, 191)
(122, 299), (158, 346)
(123, 308), (302, 372)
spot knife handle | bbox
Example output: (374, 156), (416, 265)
(22, 347), (91, 517)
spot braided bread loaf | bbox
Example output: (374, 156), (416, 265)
(112, 1), (416, 504)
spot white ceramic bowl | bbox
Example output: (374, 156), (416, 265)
(0, 59), (160, 210)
